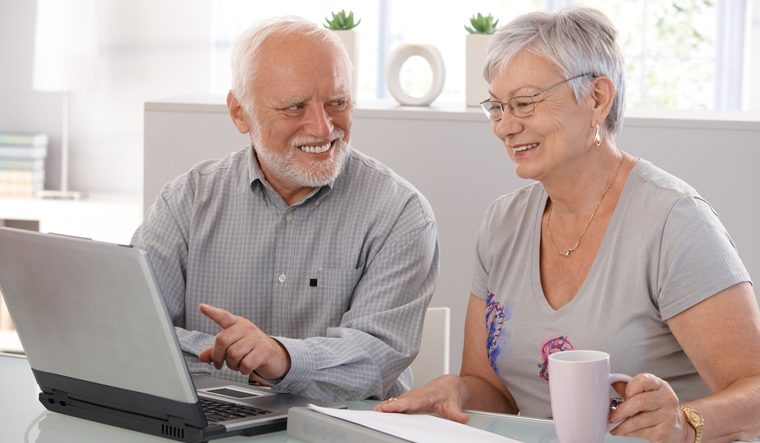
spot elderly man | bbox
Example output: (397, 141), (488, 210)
(131, 16), (439, 402)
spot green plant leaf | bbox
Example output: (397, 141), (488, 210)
(465, 12), (499, 34)
(324, 9), (361, 30)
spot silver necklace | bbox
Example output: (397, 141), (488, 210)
(546, 153), (623, 258)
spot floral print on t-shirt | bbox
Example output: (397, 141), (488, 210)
(538, 335), (576, 380)
(486, 290), (514, 376)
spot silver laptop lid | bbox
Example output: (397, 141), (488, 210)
(0, 227), (197, 404)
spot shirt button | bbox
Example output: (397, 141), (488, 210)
(278, 274), (286, 283)
(315, 200), (320, 207)
(285, 213), (293, 221)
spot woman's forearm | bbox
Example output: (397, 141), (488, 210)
(459, 374), (519, 415)
(687, 375), (760, 443)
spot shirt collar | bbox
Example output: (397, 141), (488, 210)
(245, 145), (265, 185)
(322, 146), (352, 191)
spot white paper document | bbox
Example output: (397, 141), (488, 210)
(306, 404), (524, 443)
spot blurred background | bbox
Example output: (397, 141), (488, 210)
(0, 0), (758, 197)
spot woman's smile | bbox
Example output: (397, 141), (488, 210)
(511, 142), (539, 153)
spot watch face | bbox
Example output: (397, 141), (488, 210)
(689, 410), (703, 423)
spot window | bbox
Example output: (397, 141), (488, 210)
(210, 0), (755, 110)
(580, 0), (718, 109)
(579, 0), (751, 110)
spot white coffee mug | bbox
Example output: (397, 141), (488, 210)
(549, 350), (632, 443)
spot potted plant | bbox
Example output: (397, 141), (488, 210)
(325, 10), (361, 102)
(465, 13), (499, 107)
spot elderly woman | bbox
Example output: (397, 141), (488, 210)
(373, 7), (760, 443)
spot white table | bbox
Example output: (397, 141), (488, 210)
(0, 353), (647, 443)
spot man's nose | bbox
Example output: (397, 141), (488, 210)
(304, 106), (334, 139)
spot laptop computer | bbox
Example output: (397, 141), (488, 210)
(0, 227), (344, 442)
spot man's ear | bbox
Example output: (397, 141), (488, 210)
(227, 91), (251, 134)
(589, 76), (615, 128)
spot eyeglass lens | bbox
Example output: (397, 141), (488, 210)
(480, 98), (536, 121)
(480, 73), (592, 121)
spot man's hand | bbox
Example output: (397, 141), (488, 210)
(197, 304), (291, 380)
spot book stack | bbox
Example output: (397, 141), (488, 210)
(0, 132), (48, 197)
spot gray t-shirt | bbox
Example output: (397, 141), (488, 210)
(471, 159), (750, 418)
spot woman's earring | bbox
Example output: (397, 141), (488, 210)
(594, 124), (602, 146)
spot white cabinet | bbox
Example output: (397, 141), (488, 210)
(0, 192), (142, 244)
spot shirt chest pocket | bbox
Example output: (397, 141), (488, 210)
(308, 267), (364, 328)
(315, 267), (363, 291)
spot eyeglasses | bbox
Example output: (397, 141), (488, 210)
(479, 73), (594, 121)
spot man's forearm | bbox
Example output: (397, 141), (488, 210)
(272, 329), (408, 401)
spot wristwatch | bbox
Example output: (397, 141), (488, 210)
(679, 405), (704, 443)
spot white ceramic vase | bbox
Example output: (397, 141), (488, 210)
(466, 33), (491, 107)
(333, 30), (359, 103)
(385, 43), (446, 106)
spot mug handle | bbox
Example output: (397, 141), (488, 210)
(607, 373), (633, 431)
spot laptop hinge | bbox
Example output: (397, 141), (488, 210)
(50, 389), (71, 407)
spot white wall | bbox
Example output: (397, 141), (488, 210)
(0, 0), (212, 194)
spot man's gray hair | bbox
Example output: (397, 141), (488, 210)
(230, 16), (353, 117)
(483, 7), (626, 135)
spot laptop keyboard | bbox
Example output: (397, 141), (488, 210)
(200, 398), (273, 424)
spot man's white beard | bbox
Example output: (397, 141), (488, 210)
(251, 127), (349, 189)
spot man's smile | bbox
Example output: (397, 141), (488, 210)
(298, 141), (332, 154)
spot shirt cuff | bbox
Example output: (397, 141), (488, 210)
(270, 336), (315, 394)
(175, 326), (215, 356)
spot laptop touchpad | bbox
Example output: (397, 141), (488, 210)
(200, 386), (273, 399)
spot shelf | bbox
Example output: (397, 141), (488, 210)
(145, 94), (760, 128)
(0, 192), (143, 245)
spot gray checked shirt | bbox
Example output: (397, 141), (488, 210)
(131, 145), (439, 401)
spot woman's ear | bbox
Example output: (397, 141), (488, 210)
(227, 91), (251, 134)
(589, 76), (615, 127)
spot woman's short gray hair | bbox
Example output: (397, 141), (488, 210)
(230, 16), (353, 118)
(483, 7), (626, 135)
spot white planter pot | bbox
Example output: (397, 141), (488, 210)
(333, 30), (359, 103)
(466, 33), (491, 107)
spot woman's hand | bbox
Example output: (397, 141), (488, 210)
(371, 374), (471, 423)
(608, 373), (693, 443)
(372, 294), (518, 424)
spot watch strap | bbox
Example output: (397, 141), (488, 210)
(678, 405), (703, 443)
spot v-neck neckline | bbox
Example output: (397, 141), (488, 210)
(530, 160), (646, 321)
